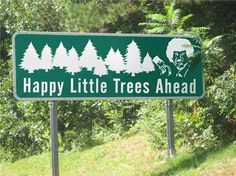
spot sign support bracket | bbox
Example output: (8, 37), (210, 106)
(166, 99), (176, 156)
(50, 101), (59, 176)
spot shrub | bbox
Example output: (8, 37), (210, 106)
(132, 100), (219, 150)
(0, 73), (50, 161)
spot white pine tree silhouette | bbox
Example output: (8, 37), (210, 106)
(53, 42), (68, 69)
(79, 39), (98, 71)
(40, 44), (53, 72)
(105, 47), (115, 66)
(125, 40), (143, 76)
(20, 42), (41, 73)
(142, 52), (155, 73)
(94, 57), (108, 77)
(108, 49), (125, 74)
(66, 47), (81, 75)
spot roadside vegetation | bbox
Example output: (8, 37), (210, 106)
(0, 134), (236, 176)
(0, 0), (235, 175)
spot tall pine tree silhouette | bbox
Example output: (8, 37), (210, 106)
(53, 42), (68, 69)
(20, 42), (40, 73)
(125, 40), (142, 76)
(66, 47), (81, 75)
(142, 52), (155, 73)
(105, 47), (115, 66)
(40, 44), (53, 72)
(94, 57), (108, 77)
(79, 39), (98, 71)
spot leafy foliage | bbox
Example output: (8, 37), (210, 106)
(0, 0), (68, 161)
(133, 100), (219, 150)
(204, 35), (236, 84)
(0, 0), (65, 33)
(133, 100), (167, 149)
(139, 1), (193, 34)
(0, 72), (50, 161)
(63, 1), (145, 33)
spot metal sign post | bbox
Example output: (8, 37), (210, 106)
(50, 101), (59, 176)
(166, 99), (176, 156)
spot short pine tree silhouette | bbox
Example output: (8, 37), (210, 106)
(105, 47), (116, 66)
(94, 57), (108, 77)
(79, 39), (99, 71)
(108, 49), (125, 74)
(125, 40), (143, 76)
(142, 52), (155, 73)
(53, 42), (68, 69)
(66, 47), (81, 75)
(20, 42), (41, 73)
(40, 44), (53, 72)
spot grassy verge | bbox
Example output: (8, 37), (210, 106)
(0, 134), (236, 176)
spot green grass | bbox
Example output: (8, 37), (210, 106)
(0, 135), (236, 176)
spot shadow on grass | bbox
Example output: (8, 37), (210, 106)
(150, 144), (230, 176)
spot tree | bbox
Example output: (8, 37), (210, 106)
(125, 40), (142, 76)
(105, 47), (116, 66)
(40, 44), (53, 72)
(20, 42), (40, 73)
(139, 1), (208, 42)
(142, 52), (155, 73)
(139, 1), (193, 34)
(79, 39), (98, 71)
(63, 1), (145, 33)
(53, 42), (68, 69)
(66, 47), (81, 75)
(108, 49), (125, 74)
(94, 57), (108, 77)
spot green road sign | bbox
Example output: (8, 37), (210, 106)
(13, 32), (204, 100)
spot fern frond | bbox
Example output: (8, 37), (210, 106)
(166, 1), (175, 19)
(138, 22), (148, 27)
(178, 14), (193, 29)
(172, 8), (181, 20)
(184, 32), (204, 45)
(145, 26), (167, 34)
(146, 14), (167, 23)
(191, 27), (209, 34)
(139, 22), (163, 28)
